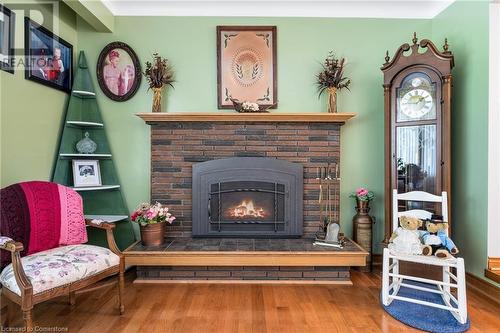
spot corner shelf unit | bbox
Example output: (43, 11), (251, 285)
(52, 51), (135, 251)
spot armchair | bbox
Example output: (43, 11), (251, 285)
(0, 181), (124, 330)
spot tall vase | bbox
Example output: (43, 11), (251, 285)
(327, 87), (338, 113)
(353, 198), (374, 272)
(152, 87), (163, 113)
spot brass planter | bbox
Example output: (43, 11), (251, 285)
(140, 222), (166, 246)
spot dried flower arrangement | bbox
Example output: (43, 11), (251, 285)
(143, 53), (175, 112)
(316, 52), (351, 113)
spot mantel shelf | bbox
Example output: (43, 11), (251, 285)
(136, 112), (356, 124)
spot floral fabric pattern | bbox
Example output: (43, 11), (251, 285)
(0, 244), (119, 296)
(0, 236), (13, 247)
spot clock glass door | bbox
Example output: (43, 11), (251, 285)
(394, 72), (440, 211)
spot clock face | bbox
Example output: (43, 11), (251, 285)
(400, 89), (434, 119)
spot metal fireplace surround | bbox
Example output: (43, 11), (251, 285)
(192, 157), (303, 237)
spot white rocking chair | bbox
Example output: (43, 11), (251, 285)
(381, 190), (467, 324)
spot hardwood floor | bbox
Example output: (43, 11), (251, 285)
(1, 269), (499, 333)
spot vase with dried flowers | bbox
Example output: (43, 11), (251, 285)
(316, 52), (351, 113)
(143, 53), (175, 113)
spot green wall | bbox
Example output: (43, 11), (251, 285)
(432, 1), (493, 283)
(0, 1), (494, 282)
(77, 16), (432, 249)
(1, 2), (77, 186)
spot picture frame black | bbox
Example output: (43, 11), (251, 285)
(96, 41), (141, 102)
(0, 4), (16, 74)
(24, 17), (73, 93)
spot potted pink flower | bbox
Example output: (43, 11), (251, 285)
(131, 202), (175, 246)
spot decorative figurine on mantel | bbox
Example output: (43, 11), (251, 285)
(313, 163), (344, 248)
(76, 132), (97, 154)
(350, 187), (375, 271)
(316, 51), (351, 113)
(143, 53), (175, 113)
(230, 98), (276, 113)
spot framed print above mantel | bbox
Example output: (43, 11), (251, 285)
(24, 17), (73, 92)
(217, 26), (277, 109)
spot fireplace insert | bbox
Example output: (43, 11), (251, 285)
(192, 157), (303, 237)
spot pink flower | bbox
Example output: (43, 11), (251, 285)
(168, 216), (176, 224)
(131, 211), (139, 221)
(356, 188), (369, 196)
(146, 208), (158, 219)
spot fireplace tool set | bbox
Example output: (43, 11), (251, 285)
(313, 163), (345, 248)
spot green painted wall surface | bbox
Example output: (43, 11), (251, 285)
(1, 2), (77, 186)
(77, 16), (432, 247)
(432, 1), (494, 284)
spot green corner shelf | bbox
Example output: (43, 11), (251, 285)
(52, 51), (136, 251)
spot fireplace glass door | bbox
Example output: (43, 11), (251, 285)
(209, 181), (286, 233)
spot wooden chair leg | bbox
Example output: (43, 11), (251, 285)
(22, 308), (33, 331)
(118, 266), (125, 315)
(69, 291), (76, 306)
(1, 297), (9, 327)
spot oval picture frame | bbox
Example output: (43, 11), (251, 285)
(97, 41), (141, 102)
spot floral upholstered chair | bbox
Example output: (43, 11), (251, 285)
(0, 181), (124, 330)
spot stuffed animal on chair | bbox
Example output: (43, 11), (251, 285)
(420, 215), (459, 258)
(388, 215), (430, 255)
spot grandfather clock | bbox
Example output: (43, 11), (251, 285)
(381, 33), (454, 243)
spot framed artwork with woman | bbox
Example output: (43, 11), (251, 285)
(97, 41), (141, 102)
(25, 18), (73, 92)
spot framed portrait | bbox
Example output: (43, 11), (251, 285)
(0, 4), (15, 74)
(72, 160), (102, 188)
(24, 18), (73, 92)
(217, 26), (277, 109)
(96, 41), (141, 102)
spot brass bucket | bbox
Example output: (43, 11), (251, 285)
(140, 222), (166, 246)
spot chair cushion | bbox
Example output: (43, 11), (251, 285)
(0, 244), (119, 296)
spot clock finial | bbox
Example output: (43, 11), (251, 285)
(384, 50), (390, 64)
(412, 32), (418, 45)
(443, 38), (449, 52)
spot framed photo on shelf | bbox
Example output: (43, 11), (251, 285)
(96, 41), (141, 102)
(217, 26), (277, 109)
(24, 17), (73, 92)
(0, 4), (15, 74)
(72, 160), (102, 188)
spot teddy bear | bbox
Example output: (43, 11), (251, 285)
(388, 215), (430, 255)
(420, 215), (459, 258)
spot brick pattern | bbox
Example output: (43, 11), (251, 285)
(136, 266), (350, 281)
(150, 122), (341, 238)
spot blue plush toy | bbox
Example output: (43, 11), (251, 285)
(420, 215), (459, 258)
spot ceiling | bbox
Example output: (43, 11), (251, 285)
(101, 0), (456, 18)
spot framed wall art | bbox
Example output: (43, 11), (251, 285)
(0, 4), (15, 74)
(24, 18), (73, 92)
(97, 41), (141, 102)
(217, 26), (277, 109)
(72, 160), (102, 188)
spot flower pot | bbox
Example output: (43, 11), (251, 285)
(352, 198), (374, 272)
(152, 87), (163, 113)
(327, 87), (337, 113)
(140, 222), (166, 246)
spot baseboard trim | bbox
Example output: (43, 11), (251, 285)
(466, 272), (500, 306)
(484, 269), (500, 284)
(133, 279), (353, 285)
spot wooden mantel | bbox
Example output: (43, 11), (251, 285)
(136, 112), (356, 123)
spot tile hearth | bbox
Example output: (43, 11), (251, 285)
(125, 238), (368, 283)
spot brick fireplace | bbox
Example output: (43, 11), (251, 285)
(148, 117), (343, 238)
(132, 112), (365, 283)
